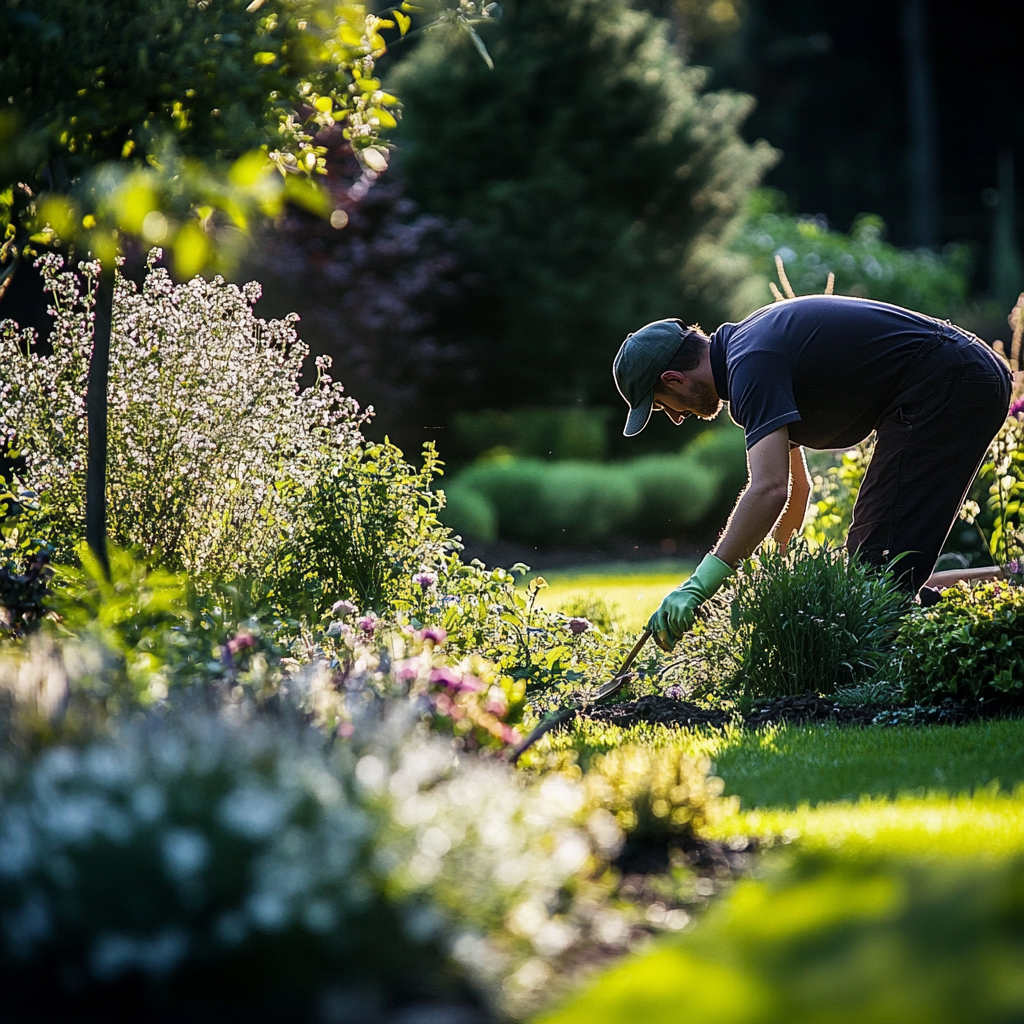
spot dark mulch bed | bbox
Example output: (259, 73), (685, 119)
(581, 692), (1024, 731)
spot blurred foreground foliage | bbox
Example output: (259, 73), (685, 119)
(539, 849), (1024, 1024)
(0, 545), (726, 1022)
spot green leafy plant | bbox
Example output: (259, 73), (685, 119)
(734, 189), (972, 316)
(722, 542), (908, 700)
(978, 415), (1024, 567)
(47, 546), (282, 715)
(891, 580), (1024, 704)
(802, 442), (872, 548)
(270, 440), (450, 619)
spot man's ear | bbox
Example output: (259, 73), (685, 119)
(660, 369), (688, 387)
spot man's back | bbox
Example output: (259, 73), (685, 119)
(709, 295), (972, 449)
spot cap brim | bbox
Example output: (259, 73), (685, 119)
(623, 390), (654, 437)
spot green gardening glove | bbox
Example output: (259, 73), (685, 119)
(647, 553), (734, 652)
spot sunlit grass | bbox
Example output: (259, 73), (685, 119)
(526, 717), (1024, 855)
(530, 717), (1024, 805)
(519, 560), (694, 633)
(709, 788), (1024, 858)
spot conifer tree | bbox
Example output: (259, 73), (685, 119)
(391, 0), (776, 406)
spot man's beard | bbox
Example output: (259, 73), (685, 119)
(688, 380), (722, 419)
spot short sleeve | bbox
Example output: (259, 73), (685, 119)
(728, 351), (802, 449)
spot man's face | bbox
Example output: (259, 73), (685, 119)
(653, 374), (722, 423)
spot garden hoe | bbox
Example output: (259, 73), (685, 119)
(508, 629), (652, 764)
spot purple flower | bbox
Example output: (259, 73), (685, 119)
(413, 571), (438, 591)
(420, 626), (447, 646)
(428, 667), (460, 688)
(568, 617), (591, 634)
(1009, 559), (1021, 575)
(1010, 396), (1024, 420)
(357, 615), (378, 635)
(331, 599), (358, 616)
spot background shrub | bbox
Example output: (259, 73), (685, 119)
(450, 407), (613, 463)
(439, 480), (498, 545)
(452, 459), (641, 546)
(892, 581), (1024, 704)
(733, 189), (972, 316)
(625, 454), (721, 541)
(389, 0), (775, 409)
(443, 423), (748, 547)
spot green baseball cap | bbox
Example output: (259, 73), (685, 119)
(612, 319), (686, 437)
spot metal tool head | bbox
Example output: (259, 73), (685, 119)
(588, 629), (651, 704)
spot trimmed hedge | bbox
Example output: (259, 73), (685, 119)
(442, 425), (747, 546)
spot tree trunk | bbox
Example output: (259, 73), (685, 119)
(902, 0), (939, 247)
(85, 264), (113, 579)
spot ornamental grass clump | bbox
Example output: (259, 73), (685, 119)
(0, 253), (365, 576)
(725, 542), (908, 700)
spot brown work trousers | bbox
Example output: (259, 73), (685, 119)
(846, 323), (1012, 593)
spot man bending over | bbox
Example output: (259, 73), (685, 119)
(613, 295), (1012, 651)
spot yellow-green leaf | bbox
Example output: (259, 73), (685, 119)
(253, 51), (277, 65)
(395, 10), (411, 34)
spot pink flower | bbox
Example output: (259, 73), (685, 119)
(413, 571), (438, 590)
(419, 626), (447, 646)
(357, 615), (378, 635)
(1009, 559), (1021, 575)
(332, 599), (358, 616)
(394, 659), (421, 682)
(429, 668), (484, 693)
(226, 633), (255, 656)
(1010, 397), (1024, 420)
(568, 617), (591, 634)
(498, 724), (521, 746)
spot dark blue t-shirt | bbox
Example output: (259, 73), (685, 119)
(709, 295), (976, 450)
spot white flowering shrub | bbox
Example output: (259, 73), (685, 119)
(0, 254), (365, 577)
(0, 701), (626, 1019)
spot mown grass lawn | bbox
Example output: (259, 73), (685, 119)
(523, 564), (1024, 1023)
(521, 560), (694, 633)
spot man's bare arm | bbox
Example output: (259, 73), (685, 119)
(713, 426), (792, 568)
(772, 445), (811, 552)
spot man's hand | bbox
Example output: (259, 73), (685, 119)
(648, 553), (733, 651)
